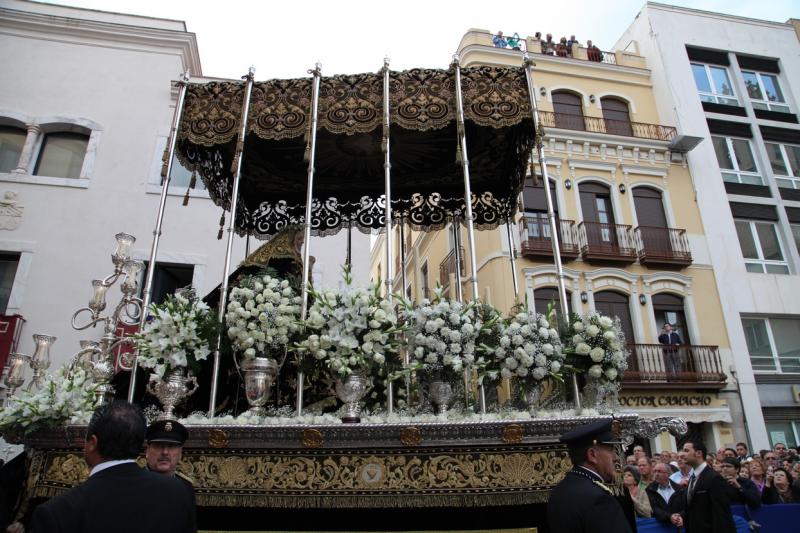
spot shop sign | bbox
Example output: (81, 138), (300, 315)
(619, 394), (713, 408)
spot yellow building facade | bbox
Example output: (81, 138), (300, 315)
(371, 30), (745, 452)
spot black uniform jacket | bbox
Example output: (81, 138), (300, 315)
(646, 479), (685, 523)
(683, 465), (736, 533)
(31, 462), (196, 533)
(547, 466), (634, 533)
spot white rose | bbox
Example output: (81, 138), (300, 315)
(588, 364), (603, 378)
(500, 368), (513, 379)
(576, 342), (591, 355)
(589, 347), (605, 362)
(373, 353), (385, 365)
(532, 367), (547, 380)
(599, 316), (614, 328)
(605, 367), (618, 381)
(586, 325), (600, 337)
(550, 361), (561, 373)
(603, 330), (616, 341)
(542, 343), (554, 356)
(572, 335), (584, 345)
(538, 327), (549, 339)
(573, 321), (584, 332)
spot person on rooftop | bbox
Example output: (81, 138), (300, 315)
(492, 31), (508, 48)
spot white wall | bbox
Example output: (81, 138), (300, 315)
(0, 2), (368, 374)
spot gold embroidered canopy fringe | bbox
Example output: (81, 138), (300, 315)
(175, 66), (535, 238)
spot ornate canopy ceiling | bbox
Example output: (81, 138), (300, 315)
(176, 66), (535, 238)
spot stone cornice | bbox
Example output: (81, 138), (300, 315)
(0, 7), (202, 76)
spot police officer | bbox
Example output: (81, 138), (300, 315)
(547, 419), (634, 533)
(145, 419), (195, 495)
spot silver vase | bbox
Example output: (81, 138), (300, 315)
(241, 357), (278, 416)
(428, 380), (454, 415)
(335, 371), (369, 423)
(146, 368), (198, 420)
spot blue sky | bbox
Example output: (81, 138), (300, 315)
(40, 0), (798, 80)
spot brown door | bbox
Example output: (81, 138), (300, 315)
(633, 187), (671, 255)
(552, 91), (585, 131)
(601, 97), (633, 137)
(594, 290), (634, 343)
(580, 182), (616, 247)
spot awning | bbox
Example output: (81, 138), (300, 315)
(175, 67), (536, 238)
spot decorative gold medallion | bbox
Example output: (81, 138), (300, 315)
(302, 428), (323, 448)
(399, 426), (422, 447)
(207, 428), (229, 449)
(502, 424), (524, 444)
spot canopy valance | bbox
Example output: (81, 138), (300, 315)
(176, 66), (536, 238)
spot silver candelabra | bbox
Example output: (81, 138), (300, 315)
(71, 232), (144, 404)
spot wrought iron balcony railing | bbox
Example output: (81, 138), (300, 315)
(518, 215), (580, 259)
(439, 247), (466, 287)
(623, 343), (727, 389)
(577, 221), (637, 263)
(635, 226), (692, 267)
(538, 111), (677, 142)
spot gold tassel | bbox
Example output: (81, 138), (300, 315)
(530, 160), (540, 186)
(182, 171), (195, 206)
(217, 212), (225, 240)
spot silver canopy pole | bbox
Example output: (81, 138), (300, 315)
(505, 220), (519, 300)
(208, 67), (256, 417)
(522, 54), (569, 318)
(128, 71), (190, 403)
(297, 62), (323, 417)
(452, 218), (464, 302)
(523, 54), (579, 411)
(451, 56), (480, 302)
(382, 57), (394, 304)
(382, 57), (396, 415)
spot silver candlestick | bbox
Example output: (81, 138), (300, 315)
(3, 352), (29, 404)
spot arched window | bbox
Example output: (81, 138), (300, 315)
(34, 131), (89, 179)
(552, 91), (585, 131)
(601, 97), (632, 136)
(652, 293), (690, 344)
(593, 290), (634, 342)
(579, 181), (616, 245)
(533, 286), (572, 317)
(0, 126), (26, 173)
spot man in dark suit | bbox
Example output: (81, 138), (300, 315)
(547, 419), (633, 533)
(646, 461), (685, 526)
(659, 323), (683, 380)
(31, 401), (196, 533)
(719, 457), (760, 509)
(681, 440), (736, 533)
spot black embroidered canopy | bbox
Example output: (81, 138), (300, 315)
(176, 66), (536, 238)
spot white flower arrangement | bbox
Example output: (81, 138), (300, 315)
(405, 291), (482, 381)
(298, 267), (400, 378)
(0, 365), (97, 434)
(135, 292), (215, 379)
(226, 272), (301, 359)
(564, 312), (628, 385)
(493, 309), (565, 386)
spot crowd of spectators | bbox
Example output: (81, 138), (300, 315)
(491, 31), (604, 62)
(623, 440), (800, 524)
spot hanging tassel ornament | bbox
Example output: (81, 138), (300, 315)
(217, 211), (225, 240)
(182, 170), (197, 206)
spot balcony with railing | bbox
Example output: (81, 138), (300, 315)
(538, 111), (677, 142)
(577, 221), (637, 263)
(635, 226), (692, 267)
(439, 247), (466, 288)
(623, 344), (727, 389)
(518, 215), (580, 260)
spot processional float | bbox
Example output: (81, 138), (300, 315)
(2, 53), (689, 522)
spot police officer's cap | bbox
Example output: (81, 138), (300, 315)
(145, 419), (188, 445)
(560, 419), (623, 448)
